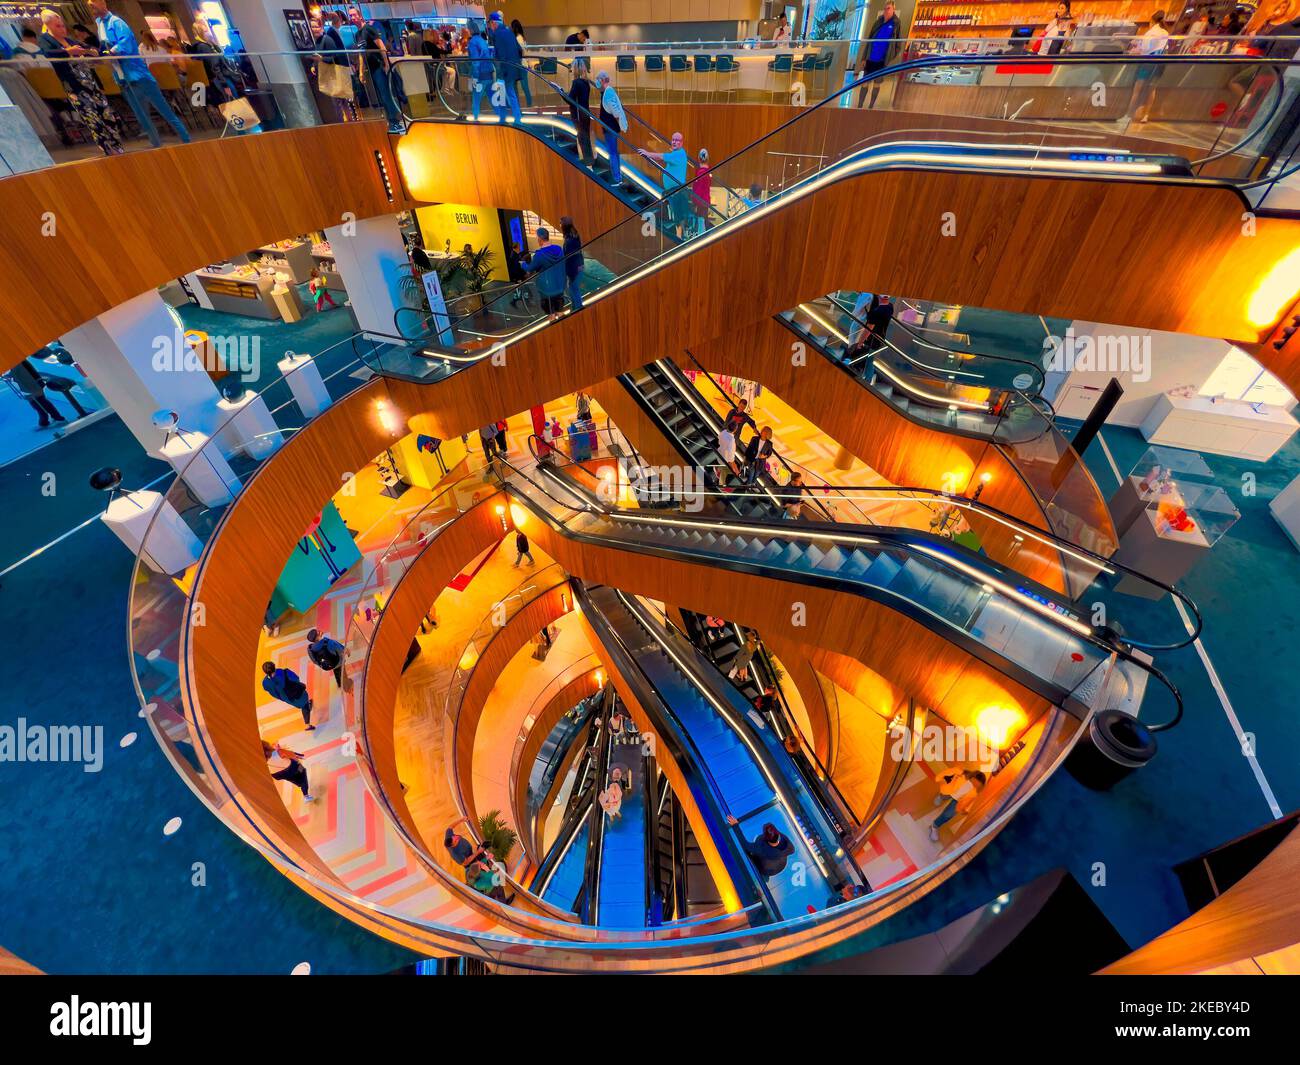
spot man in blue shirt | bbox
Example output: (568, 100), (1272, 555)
(856, 1), (901, 109)
(88, 0), (190, 148)
(487, 10), (522, 123)
(515, 227), (568, 319)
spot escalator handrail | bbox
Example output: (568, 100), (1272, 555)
(572, 580), (781, 920)
(582, 685), (617, 922)
(631, 595), (863, 883)
(848, 698), (922, 851)
(411, 55), (736, 231)
(388, 52), (1270, 350)
(664, 356), (838, 524)
(537, 53), (752, 211)
(527, 421), (1203, 652)
(821, 291), (1051, 401)
(779, 303), (1060, 447)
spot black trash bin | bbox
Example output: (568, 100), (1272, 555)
(1066, 708), (1157, 791)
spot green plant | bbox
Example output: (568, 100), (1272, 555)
(459, 244), (496, 295)
(477, 809), (518, 863)
(812, 6), (846, 40)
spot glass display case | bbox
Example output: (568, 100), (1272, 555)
(1111, 447), (1239, 598)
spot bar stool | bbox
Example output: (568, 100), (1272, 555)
(692, 54), (714, 100)
(811, 49), (836, 101)
(643, 54), (665, 103)
(533, 55), (558, 106)
(615, 54), (637, 100)
(714, 54), (737, 102)
(767, 53), (794, 104)
(668, 54), (691, 103)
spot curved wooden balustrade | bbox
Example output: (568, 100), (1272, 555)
(512, 668), (604, 862)
(3, 116), (1297, 383)
(1101, 822), (1300, 975)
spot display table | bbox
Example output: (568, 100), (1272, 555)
(1139, 393), (1298, 461)
(1269, 473), (1300, 551)
(161, 431), (241, 507)
(102, 490), (202, 576)
(194, 266), (278, 319)
(279, 353), (332, 419)
(255, 241), (313, 284)
(215, 391), (281, 460)
(1112, 506), (1211, 599)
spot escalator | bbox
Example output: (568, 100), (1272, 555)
(586, 707), (652, 928)
(679, 609), (859, 840)
(576, 581), (867, 921)
(505, 441), (1186, 732)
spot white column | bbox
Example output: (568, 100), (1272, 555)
(61, 291), (226, 457)
(221, 0), (323, 129)
(325, 214), (409, 342)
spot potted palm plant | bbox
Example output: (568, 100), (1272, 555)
(477, 809), (519, 864)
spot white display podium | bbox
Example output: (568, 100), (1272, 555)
(1270, 473), (1300, 552)
(278, 353), (332, 419)
(160, 431), (241, 507)
(101, 490), (202, 575)
(215, 391), (282, 460)
(1139, 393), (1298, 461)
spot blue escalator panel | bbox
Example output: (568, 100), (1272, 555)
(540, 821), (590, 913)
(595, 756), (648, 927)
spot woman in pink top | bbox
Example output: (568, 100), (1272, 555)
(691, 147), (713, 236)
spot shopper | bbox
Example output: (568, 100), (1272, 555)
(599, 769), (625, 820)
(780, 471), (808, 520)
(315, 13), (353, 120)
(513, 529), (535, 567)
(849, 293), (894, 371)
(723, 397), (755, 436)
(6, 359), (65, 429)
(567, 60), (594, 164)
(726, 817), (796, 879)
(488, 11), (523, 123)
(1032, 1), (1076, 56)
(717, 422), (739, 482)
(1128, 11), (1170, 126)
(509, 18), (533, 105)
(39, 9), (125, 156)
(576, 388), (593, 422)
(691, 147), (714, 235)
(856, 1), (901, 109)
(565, 28), (590, 50)
(742, 425), (774, 486)
(753, 685), (780, 718)
(188, 19), (243, 103)
(467, 24), (493, 119)
(263, 741), (314, 802)
(728, 631), (759, 682)
(516, 227), (567, 320)
(308, 268), (338, 311)
(637, 131), (690, 237)
(560, 216), (585, 311)
(358, 15), (402, 131)
(479, 422), (497, 460)
(929, 768), (987, 842)
(443, 815), (490, 869)
(306, 628), (345, 688)
(595, 70), (628, 184)
(494, 417), (508, 455)
(261, 661), (315, 729)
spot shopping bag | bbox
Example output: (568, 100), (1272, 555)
(218, 96), (261, 131)
(318, 61), (354, 100)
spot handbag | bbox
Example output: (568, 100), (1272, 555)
(318, 61), (354, 100)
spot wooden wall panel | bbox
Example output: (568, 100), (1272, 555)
(0, 122), (412, 367)
(1102, 823), (1300, 975)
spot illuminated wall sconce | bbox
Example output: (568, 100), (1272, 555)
(971, 471), (992, 502)
(509, 502), (529, 528)
(1246, 245), (1300, 330)
(595, 670), (604, 688)
(975, 704), (1025, 750)
(561, 592), (571, 613)
(375, 398), (398, 435)
(495, 503), (509, 533)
